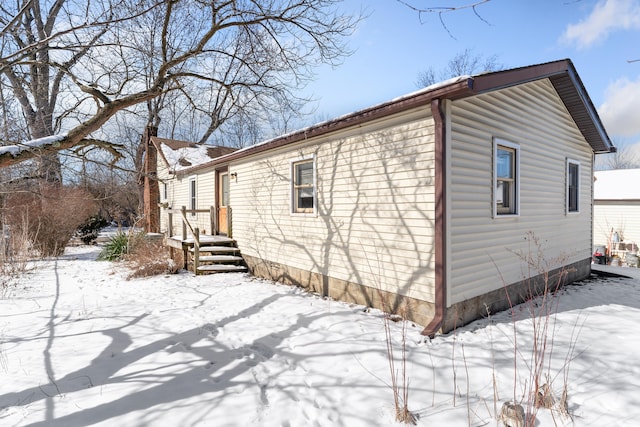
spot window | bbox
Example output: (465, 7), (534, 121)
(494, 139), (519, 216)
(189, 178), (196, 216)
(567, 159), (580, 213)
(292, 158), (315, 214)
(163, 182), (168, 200)
(220, 173), (229, 207)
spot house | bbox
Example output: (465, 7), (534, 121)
(593, 168), (640, 260)
(154, 137), (237, 235)
(155, 59), (614, 335)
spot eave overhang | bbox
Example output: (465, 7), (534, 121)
(178, 59), (614, 174)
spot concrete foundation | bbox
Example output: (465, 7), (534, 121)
(243, 254), (592, 335)
(442, 258), (592, 332)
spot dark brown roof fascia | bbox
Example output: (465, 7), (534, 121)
(180, 78), (475, 174)
(471, 59), (573, 94)
(471, 59), (614, 154)
(170, 58), (614, 174)
(549, 65), (614, 154)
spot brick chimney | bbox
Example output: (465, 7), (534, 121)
(143, 126), (160, 233)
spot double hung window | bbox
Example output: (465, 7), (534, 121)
(494, 139), (519, 216)
(189, 178), (196, 216)
(292, 159), (315, 214)
(567, 159), (580, 213)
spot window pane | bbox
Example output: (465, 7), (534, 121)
(568, 162), (579, 212)
(293, 160), (315, 213)
(497, 181), (512, 212)
(298, 189), (314, 209)
(569, 163), (579, 186)
(297, 162), (313, 185)
(496, 181), (504, 204)
(497, 148), (513, 178)
(190, 180), (196, 215)
(221, 174), (229, 206)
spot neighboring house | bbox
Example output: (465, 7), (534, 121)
(156, 59), (614, 335)
(593, 168), (640, 253)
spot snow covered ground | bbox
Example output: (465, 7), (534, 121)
(1, 244), (639, 426)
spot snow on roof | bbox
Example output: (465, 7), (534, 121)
(389, 74), (471, 102)
(0, 134), (67, 156)
(161, 143), (210, 171)
(213, 75), (473, 162)
(594, 169), (640, 200)
(157, 139), (236, 172)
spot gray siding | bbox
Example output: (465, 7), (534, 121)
(447, 79), (594, 305)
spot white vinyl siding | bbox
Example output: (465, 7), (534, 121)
(230, 109), (437, 302)
(593, 202), (640, 247)
(157, 165), (217, 235)
(447, 79), (594, 306)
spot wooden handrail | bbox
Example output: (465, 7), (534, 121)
(160, 205), (204, 273)
(159, 205), (225, 274)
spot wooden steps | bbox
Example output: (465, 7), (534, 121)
(196, 264), (248, 273)
(188, 237), (247, 275)
(198, 246), (241, 254)
(198, 255), (244, 263)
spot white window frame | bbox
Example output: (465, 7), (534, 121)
(163, 182), (168, 201)
(566, 158), (580, 214)
(189, 177), (196, 216)
(290, 156), (317, 215)
(493, 138), (520, 218)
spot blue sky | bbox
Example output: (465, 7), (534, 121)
(304, 0), (640, 150)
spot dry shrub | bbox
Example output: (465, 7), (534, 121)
(0, 220), (33, 293)
(5, 185), (98, 257)
(381, 300), (417, 425)
(125, 239), (179, 278)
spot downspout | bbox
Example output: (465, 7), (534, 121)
(421, 98), (447, 337)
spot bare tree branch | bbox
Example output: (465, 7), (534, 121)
(0, 0), (359, 174)
(397, 0), (491, 35)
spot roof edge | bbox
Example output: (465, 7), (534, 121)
(181, 78), (474, 174)
(172, 58), (614, 173)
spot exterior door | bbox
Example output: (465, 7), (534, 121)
(217, 171), (229, 235)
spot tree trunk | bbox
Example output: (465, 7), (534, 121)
(142, 125), (160, 233)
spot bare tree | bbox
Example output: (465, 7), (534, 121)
(398, 0), (491, 35)
(417, 48), (503, 87)
(596, 140), (640, 170)
(0, 0), (358, 173)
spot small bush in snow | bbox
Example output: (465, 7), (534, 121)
(98, 232), (142, 261)
(125, 240), (179, 278)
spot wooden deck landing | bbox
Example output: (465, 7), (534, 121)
(166, 234), (236, 249)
